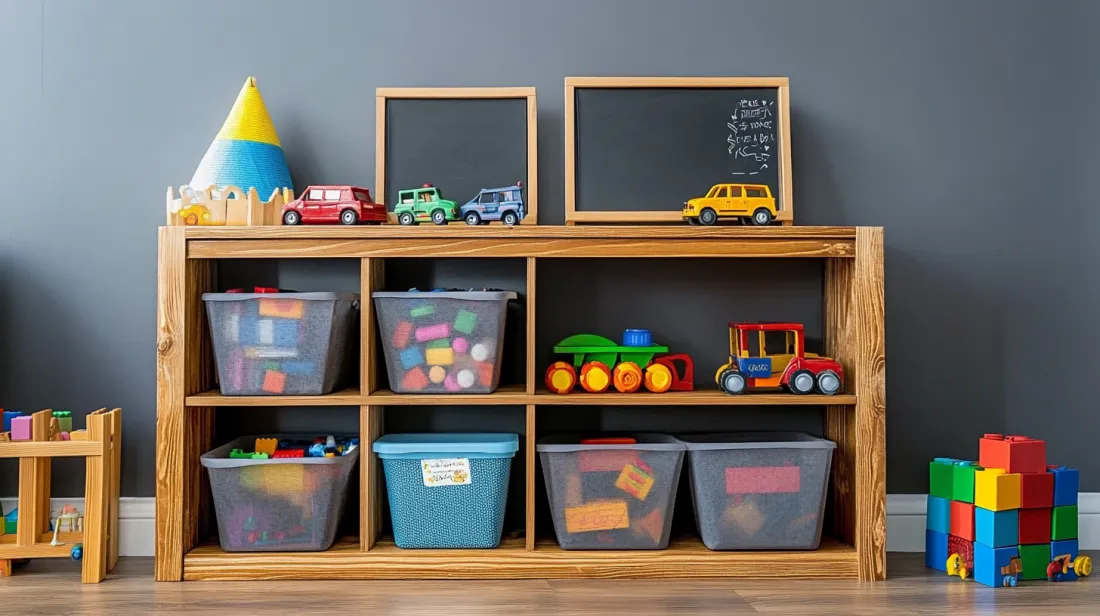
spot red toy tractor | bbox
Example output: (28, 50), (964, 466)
(715, 322), (844, 395)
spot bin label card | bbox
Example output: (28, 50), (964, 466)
(422, 458), (472, 487)
(726, 466), (801, 494)
(565, 501), (630, 533)
(615, 463), (656, 501)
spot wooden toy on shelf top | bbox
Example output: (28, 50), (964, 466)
(926, 434), (1089, 588)
(545, 330), (694, 394)
(167, 76), (293, 227)
(0, 408), (121, 583)
(715, 322), (843, 396)
(394, 184), (460, 226)
(280, 186), (388, 226)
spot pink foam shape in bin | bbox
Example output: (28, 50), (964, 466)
(393, 321), (413, 349)
(443, 372), (461, 391)
(415, 323), (450, 342)
(452, 336), (469, 354)
(11, 416), (33, 440)
(229, 348), (243, 391)
(725, 466), (801, 494)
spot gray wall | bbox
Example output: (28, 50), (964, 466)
(1, 0), (1097, 497)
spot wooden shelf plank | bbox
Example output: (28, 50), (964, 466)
(367, 384), (530, 406)
(532, 389), (857, 406)
(184, 536), (857, 581)
(0, 441), (104, 458)
(180, 225), (856, 241)
(185, 388), (363, 407)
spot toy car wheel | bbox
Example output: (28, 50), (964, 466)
(751, 208), (773, 226)
(946, 553), (961, 575)
(431, 209), (448, 225)
(1075, 555), (1092, 577)
(398, 212), (416, 226)
(502, 211), (519, 226)
(465, 212), (482, 226)
(184, 213), (200, 225)
(282, 210), (301, 225)
(816, 369), (842, 395)
(70, 544), (83, 561)
(698, 208), (718, 226)
(719, 369), (746, 395)
(788, 369), (815, 395)
(340, 209), (358, 225)
(686, 217), (698, 226)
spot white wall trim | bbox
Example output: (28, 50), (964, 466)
(887, 493), (1100, 552)
(4, 494), (1096, 556)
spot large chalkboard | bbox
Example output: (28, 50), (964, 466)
(378, 89), (538, 224)
(566, 78), (791, 224)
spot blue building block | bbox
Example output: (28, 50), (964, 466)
(281, 361), (315, 375)
(238, 315), (260, 345)
(974, 542), (1019, 588)
(273, 319), (299, 347)
(2, 410), (21, 433)
(926, 495), (951, 534)
(400, 346), (424, 369)
(1049, 466), (1079, 507)
(976, 506), (1018, 548)
(925, 529), (949, 572)
(1050, 539), (1079, 581)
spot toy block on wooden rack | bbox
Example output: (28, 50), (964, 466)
(0, 408), (122, 583)
(979, 434), (1046, 474)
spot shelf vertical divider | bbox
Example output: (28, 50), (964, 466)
(361, 257), (386, 551)
(525, 257), (537, 550)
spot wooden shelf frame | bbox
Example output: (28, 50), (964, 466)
(155, 225), (884, 582)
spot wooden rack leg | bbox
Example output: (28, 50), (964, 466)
(361, 405), (384, 551)
(108, 408), (122, 571)
(17, 411), (52, 551)
(0, 559), (11, 577)
(82, 413), (110, 583)
(525, 405), (536, 551)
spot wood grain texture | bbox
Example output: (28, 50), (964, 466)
(824, 256), (857, 547)
(107, 408), (122, 571)
(777, 84), (794, 224)
(156, 227), (186, 581)
(362, 258), (386, 394)
(854, 227), (886, 581)
(564, 82), (577, 225)
(375, 95), (387, 213)
(182, 225), (855, 240)
(362, 406), (384, 551)
(533, 390), (856, 406)
(525, 405), (536, 552)
(186, 388), (363, 407)
(184, 537), (857, 581)
(0, 441), (104, 458)
(376, 87), (536, 99)
(188, 238), (853, 260)
(567, 210), (794, 224)
(16, 411), (51, 547)
(525, 95), (538, 224)
(824, 406), (855, 547)
(565, 76), (790, 88)
(526, 258), (537, 394)
(368, 384), (529, 405)
(82, 411), (109, 583)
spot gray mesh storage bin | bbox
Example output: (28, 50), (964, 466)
(203, 292), (358, 395)
(201, 435), (359, 552)
(374, 291), (517, 394)
(682, 432), (835, 550)
(537, 434), (685, 550)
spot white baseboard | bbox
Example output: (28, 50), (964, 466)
(887, 493), (1100, 552)
(4, 495), (1096, 557)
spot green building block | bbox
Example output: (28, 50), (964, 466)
(410, 304), (435, 318)
(426, 339), (451, 349)
(52, 410), (73, 434)
(951, 461), (980, 503)
(454, 309), (478, 334)
(1018, 543), (1052, 580)
(929, 458), (957, 500)
(1052, 505), (1078, 540)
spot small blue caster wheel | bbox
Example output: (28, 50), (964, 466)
(622, 329), (652, 347)
(70, 544), (83, 561)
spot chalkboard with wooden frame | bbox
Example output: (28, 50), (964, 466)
(564, 77), (793, 226)
(375, 87), (538, 225)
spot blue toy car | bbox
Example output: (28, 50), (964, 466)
(460, 182), (524, 226)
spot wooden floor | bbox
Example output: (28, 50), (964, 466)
(0, 553), (1095, 615)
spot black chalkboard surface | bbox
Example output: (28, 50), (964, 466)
(379, 91), (537, 223)
(567, 79), (791, 224)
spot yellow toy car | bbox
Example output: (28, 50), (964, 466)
(682, 183), (776, 226)
(177, 203), (212, 226)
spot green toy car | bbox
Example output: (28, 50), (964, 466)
(394, 184), (460, 226)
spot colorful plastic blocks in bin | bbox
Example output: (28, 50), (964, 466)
(373, 433), (519, 549)
(537, 434), (686, 550)
(373, 291), (517, 394)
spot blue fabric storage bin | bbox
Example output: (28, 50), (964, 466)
(373, 433), (519, 549)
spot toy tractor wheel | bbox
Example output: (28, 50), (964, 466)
(946, 553), (961, 576)
(398, 212), (416, 226)
(283, 210), (301, 225)
(1003, 575), (1018, 587)
(465, 212), (482, 226)
(719, 369), (746, 395)
(431, 209), (448, 225)
(184, 212), (199, 225)
(1075, 555), (1092, 577)
(579, 361), (611, 393)
(544, 362), (577, 394)
(698, 208), (718, 226)
(340, 209), (359, 225)
(502, 211), (519, 226)
(788, 369), (815, 395)
(815, 369), (842, 395)
(612, 362), (644, 393)
(70, 544), (83, 561)
(644, 362), (674, 393)
(751, 208), (773, 226)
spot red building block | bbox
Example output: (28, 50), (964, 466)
(1019, 472), (1054, 509)
(1018, 507), (1052, 545)
(979, 434), (1046, 474)
(950, 500), (976, 541)
(948, 534), (974, 571)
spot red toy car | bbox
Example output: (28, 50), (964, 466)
(281, 185), (387, 225)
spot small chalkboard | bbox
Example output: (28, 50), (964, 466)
(565, 77), (792, 225)
(376, 88), (538, 224)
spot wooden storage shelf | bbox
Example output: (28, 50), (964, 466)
(157, 225), (884, 582)
(183, 536), (856, 581)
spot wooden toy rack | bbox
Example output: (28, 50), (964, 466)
(0, 408), (121, 583)
(156, 225), (884, 582)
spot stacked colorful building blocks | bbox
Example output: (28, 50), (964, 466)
(927, 434), (1090, 587)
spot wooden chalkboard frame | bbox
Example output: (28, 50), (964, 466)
(564, 77), (793, 225)
(375, 87), (539, 225)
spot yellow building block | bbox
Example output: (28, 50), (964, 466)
(974, 468), (1022, 511)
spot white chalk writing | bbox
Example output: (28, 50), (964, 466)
(727, 99), (778, 177)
